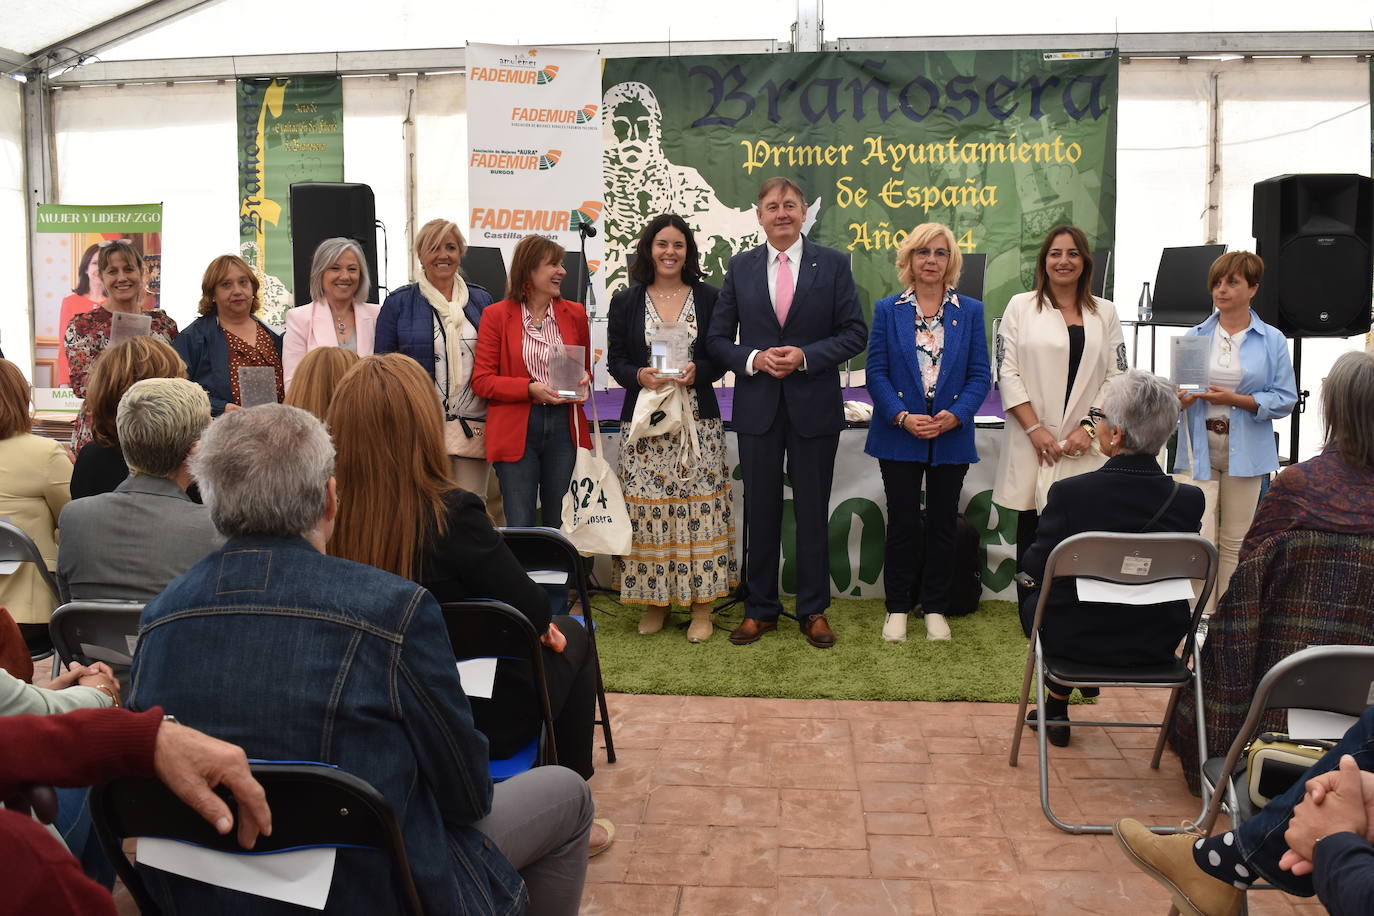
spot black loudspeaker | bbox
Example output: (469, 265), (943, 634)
(289, 182), (380, 305)
(463, 247), (508, 301)
(954, 253), (986, 302)
(1252, 174), (1373, 337)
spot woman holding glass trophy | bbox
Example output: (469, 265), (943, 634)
(607, 214), (737, 643)
(471, 235), (592, 527)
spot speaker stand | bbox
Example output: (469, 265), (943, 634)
(1288, 337), (1310, 466)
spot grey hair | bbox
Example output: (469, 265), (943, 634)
(189, 404), (335, 539)
(1100, 369), (1180, 456)
(116, 378), (211, 478)
(308, 237), (370, 304)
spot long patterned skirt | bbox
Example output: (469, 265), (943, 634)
(614, 393), (738, 607)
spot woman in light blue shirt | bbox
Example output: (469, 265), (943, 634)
(1174, 251), (1296, 606)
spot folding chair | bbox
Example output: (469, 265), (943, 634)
(440, 600), (559, 781)
(1009, 531), (1217, 834)
(498, 526), (616, 763)
(48, 600), (144, 696)
(90, 762), (424, 916)
(0, 518), (61, 657)
(1186, 644), (1374, 911)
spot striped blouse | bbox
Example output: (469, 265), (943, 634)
(520, 303), (565, 388)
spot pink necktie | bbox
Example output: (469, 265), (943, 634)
(775, 252), (794, 325)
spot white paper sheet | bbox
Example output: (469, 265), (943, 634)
(526, 569), (568, 585)
(1288, 708), (1358, 741)
(456, 657), (498, 699)
(1075, 578), (1196, 605)
(136, 839), (335, 910)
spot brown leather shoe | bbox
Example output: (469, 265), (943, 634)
(729, 618), (778, 645)
(801, 614), (836, 648)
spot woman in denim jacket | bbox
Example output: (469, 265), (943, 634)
(1174, 250), (1297, 607)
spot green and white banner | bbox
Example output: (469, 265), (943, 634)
(603, 50), (1118, 359)
(237, 76), (344, 310)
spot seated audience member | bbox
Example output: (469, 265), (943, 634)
(283, 345), (361, 420)
(58, 378), (222, 603)
(1, 661), (119, 715)
(1118, 704), (1374, 915)
(128, 404), (592, 915)
(0, 359), (72, 654)
(326, 354), (610, 852)
(70, 336), (187, 500)
(1169, 349), (1374, 792)
(1018, 369), (1204, 746)
(1240, 350), (1374, 558)
(0, 706), (270, 915)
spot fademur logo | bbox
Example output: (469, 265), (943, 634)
(509, 103), (598, 126)
(469, 200), (601, 233)
(469, 149), (562, 174)
(470, 48), (559, 85)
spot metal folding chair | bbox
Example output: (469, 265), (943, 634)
(1009, 531), (1217, 834)
(48, 600), (144, 696)
(498, 526), (616, 763)
(440, 599), (558, 781)
(0, 518), (61, 659)
(91, 762), (424, 915)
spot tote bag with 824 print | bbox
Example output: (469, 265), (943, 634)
(561, 396), (632, 556)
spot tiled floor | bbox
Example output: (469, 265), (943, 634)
(582, 690), (1326, 915)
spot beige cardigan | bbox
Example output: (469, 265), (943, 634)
(0, 433), (72, 624)
(993, 291), (1125, 512)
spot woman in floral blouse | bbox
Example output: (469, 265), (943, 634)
(63, 240), (178, 452)
(863, 222), (990, 644)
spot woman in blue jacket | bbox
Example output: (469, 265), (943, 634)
(375, 219), (495, 494)
(865, 222), (990, 643)
(1174, 250), (1296, 607)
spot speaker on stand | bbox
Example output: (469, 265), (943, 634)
(1252, 173), (1373, 464)
(289, 182), (381, 305)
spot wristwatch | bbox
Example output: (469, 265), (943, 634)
(1078, 417), (1096, 439)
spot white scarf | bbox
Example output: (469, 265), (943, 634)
(418, 276), (473, 415)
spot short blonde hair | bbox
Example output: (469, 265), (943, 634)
(308, 237), (370, 304)
(85, 337), (187, 447)
(117, 378), (211, 478)
(896, 223), (962, 290)
(285, 347), (362, 421)
(415, 219), (466, 264)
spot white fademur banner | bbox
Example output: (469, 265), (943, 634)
(465, 43), (608, 383)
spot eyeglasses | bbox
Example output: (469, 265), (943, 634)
(96, 239), (133, 248)
(1087, 407), (1107, 428)
(1219, 335), (1234, 368)
(914, 247), (950, 261)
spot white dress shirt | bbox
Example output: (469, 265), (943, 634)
(746, 236), (806, 376)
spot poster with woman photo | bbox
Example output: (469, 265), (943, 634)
(32, 203), (163, 389)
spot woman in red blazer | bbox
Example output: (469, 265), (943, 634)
(471, 235), (593, 527)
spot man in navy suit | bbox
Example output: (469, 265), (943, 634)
(707, 178), (868, 648)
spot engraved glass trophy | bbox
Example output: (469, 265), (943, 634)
(549, 345), (587, 400)
(237, 366), (280, 407)
(649, 322), (690, 379)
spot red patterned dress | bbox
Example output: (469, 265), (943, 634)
(63, 306), (179, 453)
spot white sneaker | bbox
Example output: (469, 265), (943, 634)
(881, 613), (908, 642)
(924, 613), (952, 641)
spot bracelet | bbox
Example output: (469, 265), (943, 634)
(89, 682), (120, 708)
(1024, 422), (1043, 435)
(894, 411), (909, 427)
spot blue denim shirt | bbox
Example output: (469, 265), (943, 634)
(1173, 310), (1297, 480)
(128, 536), (526, 915)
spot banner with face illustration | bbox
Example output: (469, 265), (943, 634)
(602, 50), (1118, 362)
(466, 44), (608, 381)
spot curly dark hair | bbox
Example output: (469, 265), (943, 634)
(629, 214), (702, 287)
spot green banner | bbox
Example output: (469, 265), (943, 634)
(35, 203), (162, 233)
(237, 76), (344, 299)
(603, 50), (1118, 360)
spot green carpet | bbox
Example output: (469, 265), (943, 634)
(590, 595), (1032, 703)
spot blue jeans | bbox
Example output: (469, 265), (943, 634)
(495, 404), (579, 528)
(1235, 705), (1374, 895)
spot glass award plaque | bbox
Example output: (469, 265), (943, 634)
(549, 344), (587, 399)
(649, 322), (690, 378)
(237, 366), (279, 408)
(109, 311), (153, 345)
(1171, 336), (1210, 392)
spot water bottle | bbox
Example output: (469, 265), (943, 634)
(1138, 281), (1153, 324)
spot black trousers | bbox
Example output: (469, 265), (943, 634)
(878, 459), (968, 615)
(737, 411), (840, 623)
(1015, 508), (1040, 606)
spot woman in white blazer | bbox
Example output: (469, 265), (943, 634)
(282, 237), (381, 389)
(993, 225), (1126, 593)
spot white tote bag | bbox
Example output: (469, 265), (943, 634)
(561, 394), (633, 557)
(623, 384), (700, 476)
